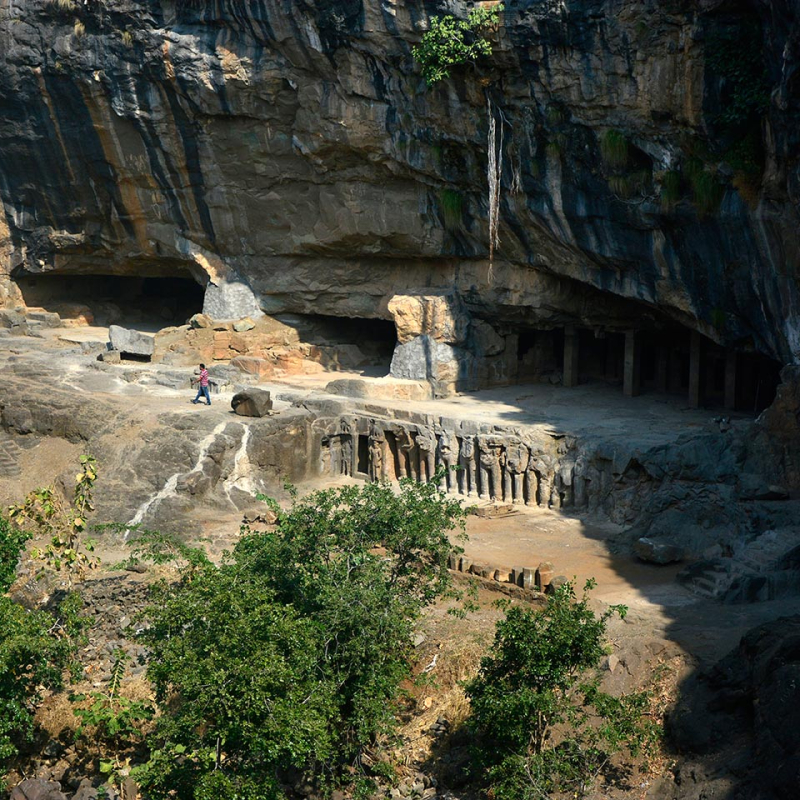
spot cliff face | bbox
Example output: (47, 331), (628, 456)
(0, 0), (797, 361)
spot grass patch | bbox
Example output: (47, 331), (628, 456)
(545, 106), (565, 126)
(439, 188), (464, 231)
(609, 170), (650, 199)
(686, 159), (724, 217)
(600, 129), (630, 169)
(660, 170), (681, 210)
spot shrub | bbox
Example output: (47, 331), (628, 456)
(0, 597), (75, 764)
(9, 455), (100, 588)
(0, 515), (30, 592)
(466, 581), (657, 799)
(412, 5), (504, 86)
(71, 649), (153, 745)
(136, 479), (466, 798)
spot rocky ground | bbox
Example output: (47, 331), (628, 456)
(2, 325), (800, 800)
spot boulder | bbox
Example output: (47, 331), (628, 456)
(97, 349), (121, 364)
(387, 292), (469, 345)
(634, 536), (685, 565)
(26, 310), (61, 327)
(547, 575), (569, 594)
(189, 313), (213, 329)
(389, 335), (473, 394)
(203, 279), (262, 321)
(9, 779), (69, 800)
(0, 308), (29, 335)
(233, 316), (256, 332)
(231, 388), (273, 417)
(108, 326), (155, 358)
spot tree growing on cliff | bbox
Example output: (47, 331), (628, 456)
(136, 479), (466, 799)
(466, 581), (657, 799)
(412, 5), (504, 86)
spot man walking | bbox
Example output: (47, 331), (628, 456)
(192, 363), (211, 406)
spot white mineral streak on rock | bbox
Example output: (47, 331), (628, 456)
(223, 423), (257, 506)
(124, 420), (229, 538)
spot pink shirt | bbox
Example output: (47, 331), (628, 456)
(199, 369), (209, 387)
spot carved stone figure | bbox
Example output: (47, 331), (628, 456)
(459, 435), (477, 497)
(339, 417), (355, 477)
(478, 436), (503, 501)
(573, 455), (588, 508)
(416, 427), (437, 483)
(504, 440), (530, 505)
(320, 435), (332, 476)
(368, 419), (386, 482)
(549, 479), (561, 510)
(524, 455), (539, 506)
(558, 460), (574, 507)
(437, 429), (459, 492)
(531, 453), (554, 508)
(393, 425), (416, 480)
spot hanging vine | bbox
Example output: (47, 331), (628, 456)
(487, 94), (504, 278)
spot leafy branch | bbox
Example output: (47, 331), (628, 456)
(8, 455), (100, 587)
(412, 5), (504, 85)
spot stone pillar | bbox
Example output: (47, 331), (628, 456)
(724, 350), (737, 410)
(563, 326), (579, 388)
(656, 346), (669, 393)
(689, 331), (702, 408)
(504, 334), (519, 384)
(623, 330), (640, 398)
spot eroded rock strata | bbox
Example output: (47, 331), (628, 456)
(0, 0), (798, 389)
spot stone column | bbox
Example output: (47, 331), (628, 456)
(563, 326), (580, 388)
(689, 331), (702, 408)
(656, 346), (669, 393)
(504, 334), (519, 384)
(724, 350), (737, 410)
(623, 329), (640, 398)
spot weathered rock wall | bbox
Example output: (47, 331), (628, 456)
(0, 0), (797, 361)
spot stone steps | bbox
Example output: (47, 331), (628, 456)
(736, 528), (800, 573)
(685, 564), (736, 600)
(681, 528), (800, 602)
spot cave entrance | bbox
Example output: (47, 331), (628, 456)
(514, 321), (781, 413)
(274, 313), (397, 374)
(577, 329), (625, 385)
(516, 328), (563, 382)
(15, 273), (205, 330)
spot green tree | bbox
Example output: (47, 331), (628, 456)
(412, 5), (504, 85)
(0, 598), (76, 763)
(0, 517), (84, 767)
(466, 581), (656, 799)
(137, 479), (466, 798)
